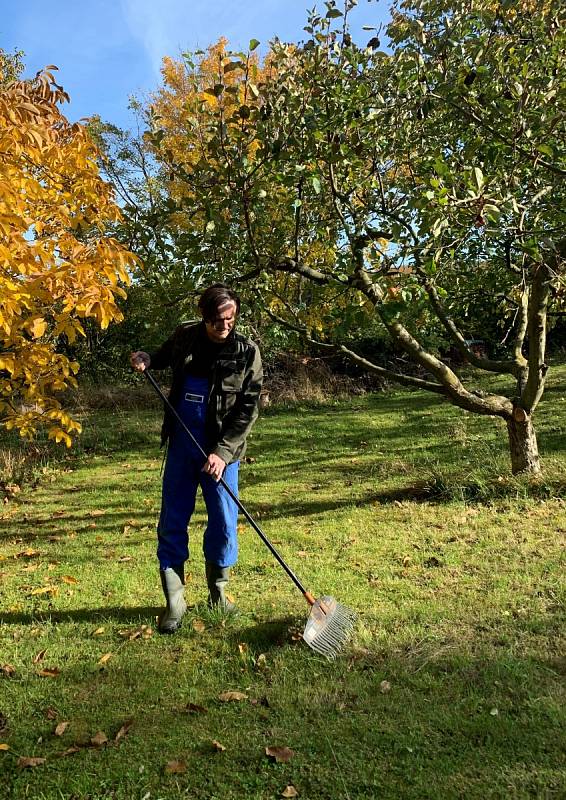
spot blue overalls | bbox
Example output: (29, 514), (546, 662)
(157, 374), (239, 570)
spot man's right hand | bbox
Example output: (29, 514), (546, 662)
(130, 351), (151, 372)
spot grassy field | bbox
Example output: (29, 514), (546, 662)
(1, 367), (565, 799)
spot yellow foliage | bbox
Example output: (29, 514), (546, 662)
(0, 66), (138, 443)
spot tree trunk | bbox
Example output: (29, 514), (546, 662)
(507, 410), (541, 474)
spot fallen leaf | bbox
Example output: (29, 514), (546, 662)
(211, 739), (226, 752)
(0, 743), (9, 751)
(282, 787), (299, 798)
(59, 745), (81, 757)
(118, 556), (133, 563)
(30, 586), (57, 597)
(114, 719), (134, 743)
(380, 680), (391, 693)
(54, 721), (69, 737)
(61, 575), (78, 585)
(182, 703), (208, 714)
(90, 731), (108, 747)
(37, 667), (61, 678)
(98, 653), (112, 666)
(238, 643), (249, 656)
(256, 653), (268, 669)
(92, 627), (105, 636)
(119, 625), (153, 641)
(33, 649), (47, 664)
(192, 619), (206, 633)
(218, 691), (248, 702)
(45, 707), (58, 720)
(165, 759), (187, 774)
(17, 756), (46, 768)
(17, 548), (40, 559)
(2, 664), (16, 677)
(265, 745), (294, 763)
(89, 510), (105, 517)
(490, 707), (499, 716)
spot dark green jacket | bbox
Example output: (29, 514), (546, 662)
(149, 322), (263, 464)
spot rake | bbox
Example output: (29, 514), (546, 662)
(144, 369), (356, 659)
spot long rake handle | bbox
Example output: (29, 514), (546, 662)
(143, 369), (314, 604)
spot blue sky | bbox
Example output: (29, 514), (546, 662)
(3, 0), (390, 131)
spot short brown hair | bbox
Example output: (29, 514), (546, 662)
(198, 283), (240, 322)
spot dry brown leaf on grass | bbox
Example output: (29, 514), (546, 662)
(59, 745), (81, 757)
(92, 627), (105, 636)
(32, 649), (47, 664)
(2, 664), (16, 677)
(380, 680), (391, 693)
(192, 619), (206, 633)
(61, 575), (78, 585)
(114, 719), (134, 743)
(89, 510), (105, 517)
(98, 653), (113, 666)
(17, 756), (46, 768)
(0, 743), (10, 751)
(265, 745), (295, 763)
(16, 548), (41, 559)
(45, 707), (58, 720)
(119, 625), (153, 641)
(182, 703), (208, 714)
(54, 721), (69, 737)
(90, 731), (108, 747)
(37, 667), (61, 678)
(218, 691), (248, 702)
(165, 759), (187, 774)
(282, 787), (299, 798)
(211, 740), (226, 752)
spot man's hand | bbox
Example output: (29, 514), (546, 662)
(202, 453), (226, 482)
(130, 351), (150, 372)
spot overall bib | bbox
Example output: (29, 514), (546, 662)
(157, 374), (239, 570)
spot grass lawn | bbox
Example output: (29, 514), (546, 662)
(1, 367), (565, 799)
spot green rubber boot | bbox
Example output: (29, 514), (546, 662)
(205, 562), (236, 613)
(158, 565), (187, 634)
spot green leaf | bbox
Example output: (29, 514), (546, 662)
(249, 39), (260, 51)
(473, 167), (484, 191)
(326, 9), (343, 18)
(312, 176), (321, 194)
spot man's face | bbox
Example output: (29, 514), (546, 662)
(204, 300), (237, 343)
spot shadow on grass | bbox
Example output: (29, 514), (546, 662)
(0, 606), (160, 625)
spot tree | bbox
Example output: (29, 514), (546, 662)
(0, 64), (137, 445)
(137, 0), (564, 473)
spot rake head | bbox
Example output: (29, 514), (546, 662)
(302, 596), (357, 659)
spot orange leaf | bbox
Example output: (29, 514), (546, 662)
(61, 575), (78, 585)
(98, 653), (112, 666)
(37, 667), (60, 677)
(165, 759), (187, 774)
(0, 744), (9, 751)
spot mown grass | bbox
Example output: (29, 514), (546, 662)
(1, 367), (565, 799)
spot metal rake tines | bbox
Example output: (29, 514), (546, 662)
(302, 596), (357, 659)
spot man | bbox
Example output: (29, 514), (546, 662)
(130, 284), (263, 633)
